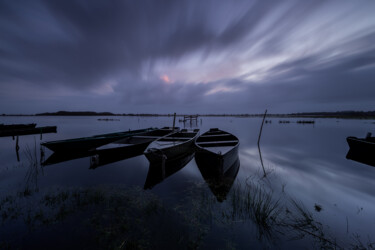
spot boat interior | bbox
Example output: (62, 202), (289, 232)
(196, 130), (238, 148)
(157, 129), (199, 142)
(113, 128), (178, 144)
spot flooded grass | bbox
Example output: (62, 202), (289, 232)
(0, 185), (210, 249)
(0, 144), (373, 249)
(1, 176), (375, 249)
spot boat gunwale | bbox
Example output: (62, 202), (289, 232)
(145, 129), (200, 152)
(41, 127), (157, 146)
(347, 136), (375, 145)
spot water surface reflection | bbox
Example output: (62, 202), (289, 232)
(0, 116), (375, 248)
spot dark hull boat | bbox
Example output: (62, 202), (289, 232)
(346, 149), (375, 167)
(90, 127), (179, 168)
(197, 157), (240, 202)
(144, 129), (199, 163)
(41, 127), (157, 153)
(347, 135), (375, 155)
(144, 150), (195, 189)
(346, 133), (375, 167)
(195, 128), (239, 175)
(42, 143), (146, 167)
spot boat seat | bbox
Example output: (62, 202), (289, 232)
(131, 135), (165, 139)
(196, 140), (238, 145)
(159, 137), (190, 141)
(199, 133), (231, 137)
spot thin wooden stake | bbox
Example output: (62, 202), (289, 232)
(257, 109), (267, 146)
(258, 109), (267, 177)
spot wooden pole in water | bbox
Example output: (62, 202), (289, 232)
(257, 109), (267, 146)
(172, 112), (176, 130)
(258, 109), (267, 177)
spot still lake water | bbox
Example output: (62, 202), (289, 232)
(1, 116), (375, 249)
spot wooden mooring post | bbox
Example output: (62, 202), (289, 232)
(258, 109), (267, 177)
(257, 109), (267, 146)
(179, 115), (199, 126)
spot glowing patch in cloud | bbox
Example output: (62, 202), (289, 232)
(160, 74), (173, 84)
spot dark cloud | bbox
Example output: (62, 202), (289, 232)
(0, 0), (374, 113)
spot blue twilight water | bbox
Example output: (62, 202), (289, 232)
(0, 116), (374, 248)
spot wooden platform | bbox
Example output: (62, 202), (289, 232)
(0, 126), (57, 137)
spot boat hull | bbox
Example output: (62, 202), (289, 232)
(347, 136), (375, 155)
(144, 129), (199, 163)
(41, 128), (156, 152)
(346, 136), (375, 167)
(346, 149), (375, 167)
(144, 139), (195, 162)
(195, 128), (239, 175)
(195, 143), (239, 175)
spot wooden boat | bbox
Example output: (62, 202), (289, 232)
(41, 127), (157, 153)
(144, 150), (195, 189)
(197, 157), (240, 202)
(346, 133), (375, 167)
(346, 149), (375, 167)
(0, 123), (36, 131)
(89, 127), (180, 168)
(0, 126), (56, 137)
(195, 128), (239, 175)
(144, 129), (199, 163)
(347, 133), (375, 155)
(42, 127), (178, 166)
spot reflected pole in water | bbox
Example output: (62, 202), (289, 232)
(258, 109), (267, 177)
(16, 147), (20, 162)
(40, 145), (45, 164)
(15, 136), (20, 162)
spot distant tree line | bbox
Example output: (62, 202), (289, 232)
(36, 111), (115, 116)
(3, 110), (375, 118)
(288, 111), (375, 118)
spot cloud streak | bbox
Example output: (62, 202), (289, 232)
(0, 0), (374, 113)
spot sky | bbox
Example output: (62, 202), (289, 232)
(0, 0), (374, 114)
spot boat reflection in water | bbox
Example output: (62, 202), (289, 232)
(42, 150), (95, 166)
(144, 150), (195, 189)
(89, 143), (147, 169)
(196, 156), (240, 202)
